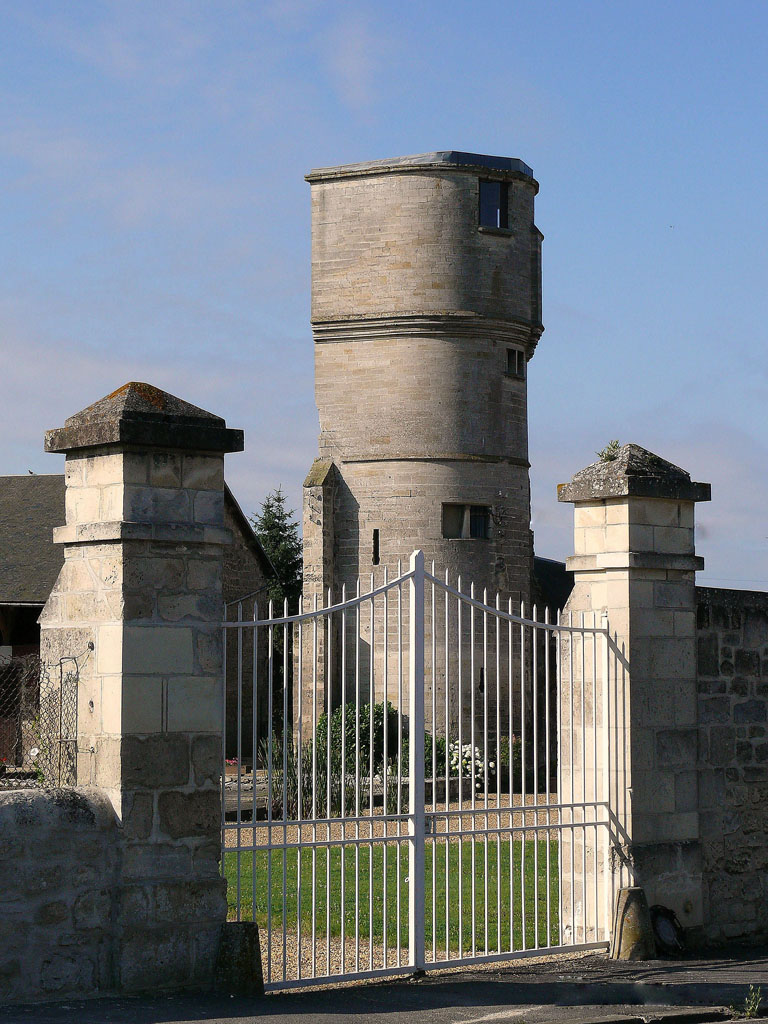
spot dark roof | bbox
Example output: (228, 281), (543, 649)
(0, 474), (273, 606)
(45, 381), (244, 455)
(533, 556), (574, 613)
(557, 443), (711, 504)
(0, 475), (65, 604)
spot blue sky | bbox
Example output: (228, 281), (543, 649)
(1, 1), (767, 589)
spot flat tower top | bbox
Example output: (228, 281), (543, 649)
(306, 151), (536, 186)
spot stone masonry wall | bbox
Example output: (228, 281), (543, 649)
(696, 585), (768, 944)
(0, 789), (120, 1003)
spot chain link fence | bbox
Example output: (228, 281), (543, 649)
(0, 654), (77, 789)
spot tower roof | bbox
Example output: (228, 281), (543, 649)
(557, 444), (711, 503)
(306, 151), (537, 188)
(45, 382), (244, 454)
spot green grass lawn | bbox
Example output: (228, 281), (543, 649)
(224, 838), (559, 951)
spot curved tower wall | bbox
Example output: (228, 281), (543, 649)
(305, 152), (542, 597)
(301, 152), (543, 732)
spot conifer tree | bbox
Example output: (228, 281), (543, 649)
(250, 487), (303, 610)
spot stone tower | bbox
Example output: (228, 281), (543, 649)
(302, 151), (543, 605)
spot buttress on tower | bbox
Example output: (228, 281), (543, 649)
(301, 151), (543, 730)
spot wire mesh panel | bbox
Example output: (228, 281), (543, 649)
(0, 655), (77, 789)
(222, 552), (616, 991)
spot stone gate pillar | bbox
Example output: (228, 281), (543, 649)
(557, 444), (710, 944)
(40, 382), (243, 992)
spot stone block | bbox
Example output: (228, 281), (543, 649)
(214, 921), (264, 996)
(191, 734), (221, 786)
(121, 884), (152, 925)
(122, 842), (191, 881)
(121, 677), (163, 734)
(708, 726), (735, 767)
(698, 768), (725, 809)
(34, 900), (70, 926)
(158, 790), (220, 840)
(197, 629), (223, 673)
(656, 728), (697, 769)
(182, 455), (224, 490)
(157, 594), (219, 623)
(122, 734), (190, 789)
(96, 623), (123, 675)
(152, 878), (227, 924)
(149, 453), (182, 488)
(700, 696), (730, 724)
(73, 889), (112, 930)
(122, 625), (195, 674)
(167, 677), (220, 731)
(675, 771), (698, 812)
(119, 927), (193, 992)
(122, 790), (154, 840)
(734, 699), (767, 724)
(124, 486), (192, 524)
(193, 490), (225, 525)
(40, 953), (95, 995)
(735, 650), (761, 677)
(192, 840), (222, 878)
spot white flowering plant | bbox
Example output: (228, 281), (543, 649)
(448, 741), (496, 791)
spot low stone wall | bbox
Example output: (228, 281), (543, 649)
(696, 586), (768, 944)
(0, 788), (119, 1003)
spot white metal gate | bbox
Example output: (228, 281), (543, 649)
(222, 551), (616, 990)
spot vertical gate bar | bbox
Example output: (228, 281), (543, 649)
(383, 570), (389, 967)
(326, 589), (332, 974)
(341, 585), (347, 974)
(508, 597), (514, 951)
(592, 612), (598, 942)
(369, 575), (375, 972)
(236, 603), (243, 922)
(431, 562), (436, 965)
(556, 609), (562, 946)
(444, 569), (450, 962)
(397, 562), (403, 966)
(253, 608), (260, 933)
(457, 576), (463, 961)
(355, 579), (361, 974)
(520, 602), (526, 950)
(220, 611), (227, 904)
(296, 602), (302, 978)
(267, 602), (274, 983)
(568, 610), (575, 947)
(282, 599), (289, 981)
(470, 582), (476, 957)
(544, 607), (551, 947)
(495, 592), (501, 954)
(482, 589), (489, 955)
(602, 613), (612, 941)
(533, 603), (539, 949)
(311, 593), (318, 978)
(580, 612), (587, 945)
(408, 550), (426, 972)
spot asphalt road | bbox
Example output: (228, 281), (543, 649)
(4, 949), (768, 1024)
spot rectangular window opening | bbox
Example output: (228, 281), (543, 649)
(479, 179), (509, 229)
(372, 528), (380, 565)
(442, 503), (491, 540)
(506, 347), (525, 378)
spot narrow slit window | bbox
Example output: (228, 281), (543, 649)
(372, 528), (380, 565)
(479, 179), (509, 229)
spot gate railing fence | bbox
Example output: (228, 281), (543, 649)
(222, 551), (617, 991)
